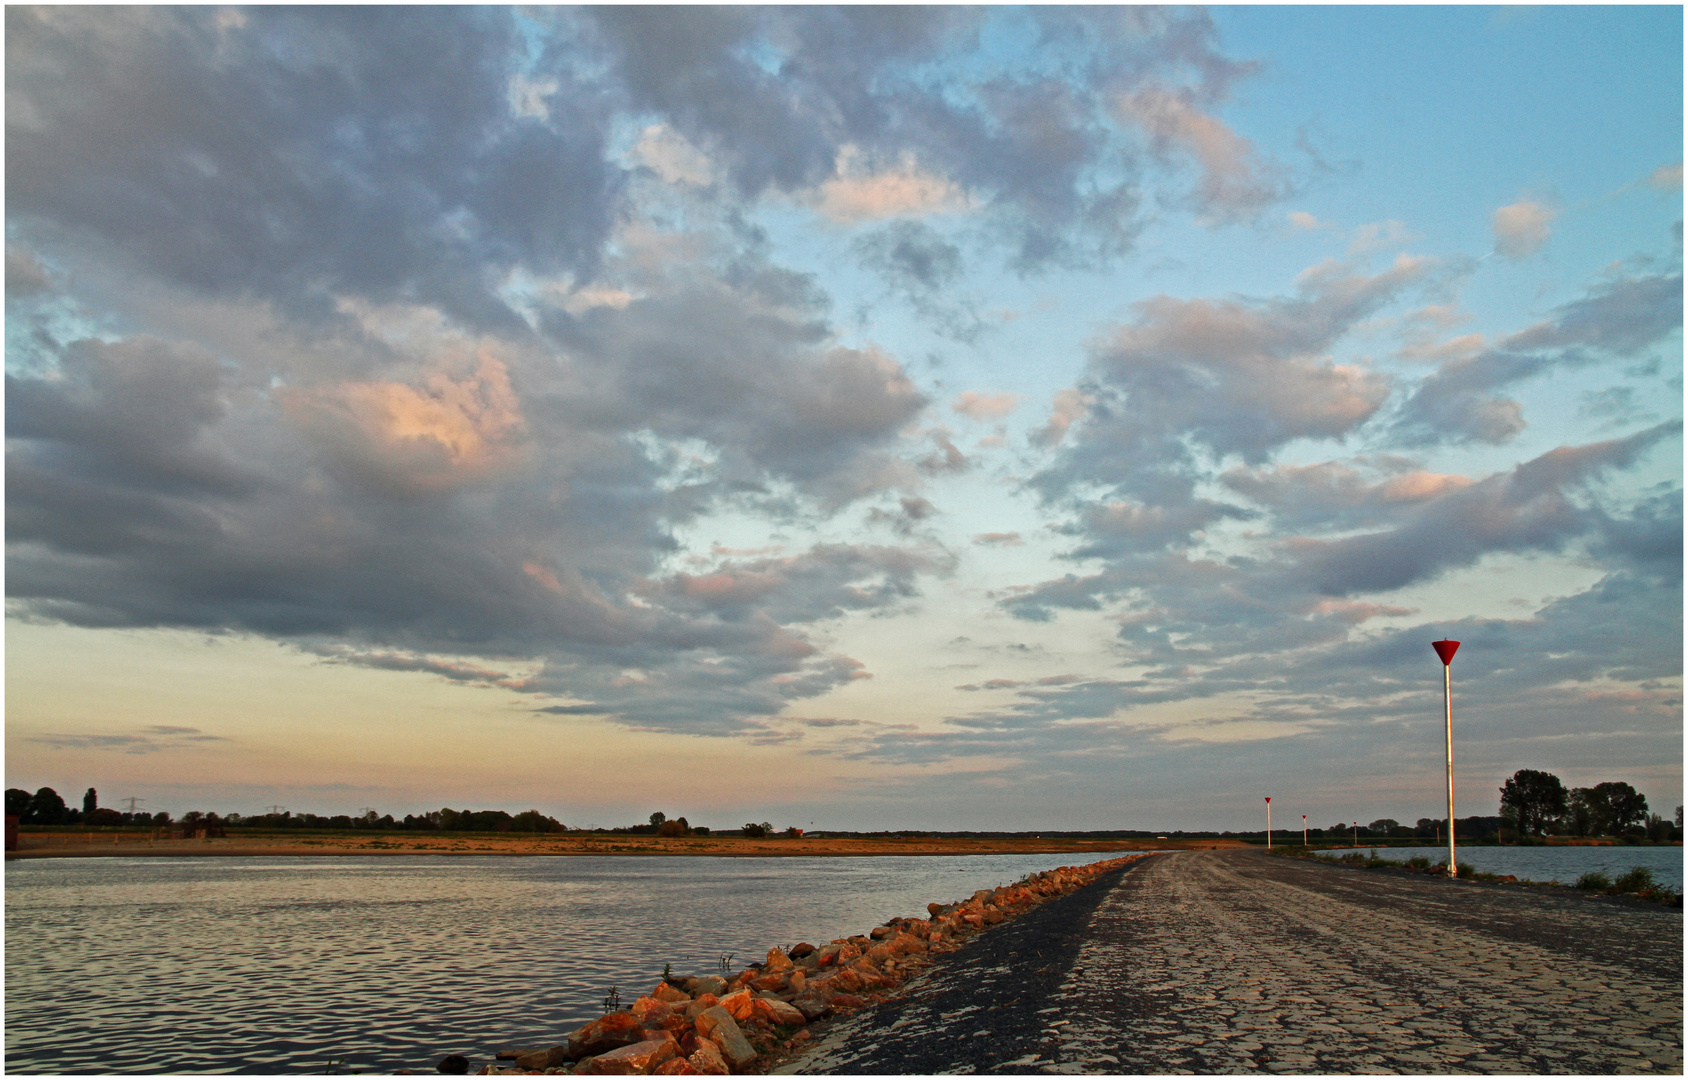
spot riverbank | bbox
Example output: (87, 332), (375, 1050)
(6, 831), (1240, 860)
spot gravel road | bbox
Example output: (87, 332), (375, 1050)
(786, 848), (1682, 1074)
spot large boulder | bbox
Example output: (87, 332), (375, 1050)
(716, 989), (755, 1022)
(683, 993), (720, 1020)
(689, 976), (728, 998)
(568, 1013), (646, 1059)
(686, 1042), (728, 1076)
(652, 983), (691, 1005)
(587, 1039), (677, 1075)
(751, 998), (807, 1028)
(787, 942), (816, 960)
(763, 947), (794, 972)
(692, 1007), (756, 1070)
(653, 1059), (696, 1075)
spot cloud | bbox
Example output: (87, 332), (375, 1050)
(1286, 211), (1327, 231)
(29, 725), (228, 755)
(1116, 86), (1287, 222)
(1284, 424), (1681, 596)
(1394, 264), (1682, 444)
(951, 391), (1021, 421)
(1034, 254), (1430, 504)
(1348, 219), (1414, 257)
(973, 532), (1025, 547)
(277, 351), (528, 496)
(1492, 199), (1558, 260)
(631, 124), (715, 187)
(814, 149), (972, 223)
(1647, 162), (1683, 190)
(6, 7), (622, 335)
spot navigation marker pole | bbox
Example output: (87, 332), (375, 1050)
(1432, 639), (1461, 879)
(1303, 814), (1307, 847)
(1265, 797), (1272, 851)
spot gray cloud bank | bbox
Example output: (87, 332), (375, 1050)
(6, 7), (1680, 777)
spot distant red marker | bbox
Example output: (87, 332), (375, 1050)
(1433, 639), (1461, 877)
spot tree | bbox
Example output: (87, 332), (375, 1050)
(1367, 818), (1400, 836)
(1592, 781), (1648, 835)
(1565, 788), (1598, 837)
(1498, 769), (1567, 837)
(6, 788), (32, 816)
(649, 811), (666, 828)
(741, 822), (767, 838)
(83, 788), (98, 816)
(25, 787), (69, 826)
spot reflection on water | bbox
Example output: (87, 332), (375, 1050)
(5, 853), (1122, 1074)
(1344, 844), (1682, 889)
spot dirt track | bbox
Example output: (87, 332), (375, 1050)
(787, 848), (1683, 1074)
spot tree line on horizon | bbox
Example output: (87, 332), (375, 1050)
(4, 791), (796, 838)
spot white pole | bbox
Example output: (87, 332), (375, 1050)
(1265, 797), (1272, 850)
(1445, 660), (1457, 879)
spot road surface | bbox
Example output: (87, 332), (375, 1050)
(787, 848), (1682, 1074)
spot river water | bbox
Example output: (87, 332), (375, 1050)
(5, 852), (1124, 1074)
(1335, 843), (1682, 889)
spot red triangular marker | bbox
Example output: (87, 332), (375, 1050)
(1432, 639), (1460, 666)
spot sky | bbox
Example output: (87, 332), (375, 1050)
(5, 5), (1682, 833)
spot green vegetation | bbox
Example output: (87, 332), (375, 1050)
(1269, 845), (1680, 906)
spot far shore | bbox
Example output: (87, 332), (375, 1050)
(6, 831), (1247, 860)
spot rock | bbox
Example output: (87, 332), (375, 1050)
(750, 970), (787, 993)
(686, 1043), (728, 1076)
(827, 993), (867, 1012)
(631, 998), (670, 1024)
(983, 905), (1005, 925)
(587, 1038), (677, 1075)
(568, 1013), (646, 1059)
(717, 989), (755, 1021)
(866, 942), (893, 962)
(789, 990), (831, 1021)
(693, 1007), (757, 1070)
(763, 947), (794, 971)
(835, 943), (862, 964)
(786, 969), (805, 994)
(652, 1059), (695, 1075)
(652, 983), (691, 1005)
(439, 1055), (471, 1074)
(515, 1047), (570, 1071)
(868, 925), (894, 940)
(751, 998), (807, 1028)
(683, 994), (719, 1020)
(689, 976), (728, 998)
(787, 942), (815, 959)
(971, 888), (994, 904)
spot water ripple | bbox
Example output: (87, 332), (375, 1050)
(6, 852), (1113, 1073)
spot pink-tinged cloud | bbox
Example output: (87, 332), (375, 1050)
(951, 390), (1021, 420)
(1117, 87), (1285, 220)
(812, 148), (972, 222)
(1033, 388), (1093, 446)
(278, 351), (526, 495)
(973, 532), (1024, 547)
(1492, 199), (1558, 260)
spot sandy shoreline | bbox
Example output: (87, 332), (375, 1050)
(7, 831), (1245, 860)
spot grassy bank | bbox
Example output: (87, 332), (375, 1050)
(1267, 844), (1682, 906)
